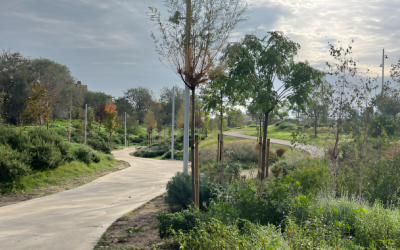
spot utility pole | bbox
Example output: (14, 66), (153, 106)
(171, 86), (175, 160)
(84, 104), (87, 145)
(124, 112), (127, 147)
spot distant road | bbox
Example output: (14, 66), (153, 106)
(224, 131), (325, 158)
(0, 147), (182, 250)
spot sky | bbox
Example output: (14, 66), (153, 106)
(1, 0), (399, 98)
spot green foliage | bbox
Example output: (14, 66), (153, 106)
(0, 144), (31, 183)
(0, 126), (103, 192)
(157, 208), (211, 238)
(248, 123), (257, 127)
(278, 122), (298, 130)
(369, 115), (397, 137)
(170, 218), (289, 250)
(165, 172), (215, 210)
(87, 139), (111, 154)
(304, 123), (311, 129)
(74, 145), (101, 164)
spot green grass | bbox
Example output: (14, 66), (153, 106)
(11, 153), (117, 193)
(245, 125), (352, 148)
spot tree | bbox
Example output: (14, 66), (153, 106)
(0, 49), (36, 123)
(159, 85), (185, 125)
(305, 80), (333, 138)
(225, 32), (321, 180)
(31, 57), (75, 120)
(377, 93), (400, 122)
(148, 0), (249, 196)
(226, 108), (245, 128)
(105, 103), (117, 149)
(22, 83), (57, 127)
(144, 110), (156, 146)
(124, 87), (153, 124)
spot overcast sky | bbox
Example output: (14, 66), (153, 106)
(1, 0), (399, 98)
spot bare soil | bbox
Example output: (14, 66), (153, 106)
(0, 160), (130, 207)
(94, 194), (178, 250)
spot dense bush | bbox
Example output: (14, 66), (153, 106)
(248, 123), (257, 127)
(224, 141), (258, 165)
(304, 123), (311, 129)
(165, 172), (215, 210)
(157, 208), (211, 238)
(74, 145), (101, 164)
(87, 139), (111, 154)
(369, 115), (397, 137)
(0, 127), (102, 187)
(278, 122), (298, 130)
(0, 144), (31, 183)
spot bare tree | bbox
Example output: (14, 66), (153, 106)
(148, 0), (249, 200)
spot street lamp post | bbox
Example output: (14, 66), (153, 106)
(171, 87), (175, 160)
(124, 112), (127, 148)
(380, 49), (389, 95)
(84, 104), (87, 145)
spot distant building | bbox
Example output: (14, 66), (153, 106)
(75, 81), (87, 91)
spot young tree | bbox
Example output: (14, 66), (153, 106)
(225, 32), (321, 179)
(144, 110), (156, 146)
(22, 83), (57, 128)
(148, 0), (249, 192)
(105, 103), (117, 149)
(305, 80), (333, 138)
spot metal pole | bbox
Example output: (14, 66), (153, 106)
(171, 87), (175, 160)
(124, 112), (126, 147)
(382, 49), (384, 95)
(183, 86), (189, 173)
(84, 104), (87, 145)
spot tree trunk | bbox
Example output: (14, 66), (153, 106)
(261, 112), (269, 180)
(68, 97), (72, 142)
(314, 113), (318, 138)
(220, 106), (223, 162)
(191, 88), (195, 203)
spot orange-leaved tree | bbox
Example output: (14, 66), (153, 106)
(105, 103), (117, 149)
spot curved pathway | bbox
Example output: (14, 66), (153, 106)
(0, 147), (182, 250)
(224, 131), (325, 158)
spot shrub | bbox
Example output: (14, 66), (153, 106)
(87, 139), (111, 154)
(273, 160), (296, 176)
(369, 115), (397, 137)
(170, 218), (289, 249)
(275, 121), (283, 126)
(165, 172), (214, 210)
(74, 145), (101, 164)
(276, 147), (288, 157)
(199, 148), (217, 165)
(304, 123), (311, 129)
(157, 208), (211, 238)
(248, 123), (257, 127)
(278, 122), (298, 130)
(0, 144), (31, 183)
(224, 141), (258, 165)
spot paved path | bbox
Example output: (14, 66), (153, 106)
(0, 147), (182, 250)
(224, 131), (325, 158)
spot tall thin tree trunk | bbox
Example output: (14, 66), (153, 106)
(261, 112), (269, 180)
(191, 88), (195, 202)
(68, 97), (72, 142)
(314, 113), (318, 138)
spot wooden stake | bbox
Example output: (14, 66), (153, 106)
(220, 133), (224, 162)
(194, 135), (200, 208)
(266, 138), (270, 178)
(217, 134), (220, 163)
(258, 137), (262, 181)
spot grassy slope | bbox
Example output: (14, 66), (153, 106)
(245, 125), (351, 148)
(11, 153), (119, 193)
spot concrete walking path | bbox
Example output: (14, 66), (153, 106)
(224, 131), (325, 158)
(0, 147), (182, 250)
